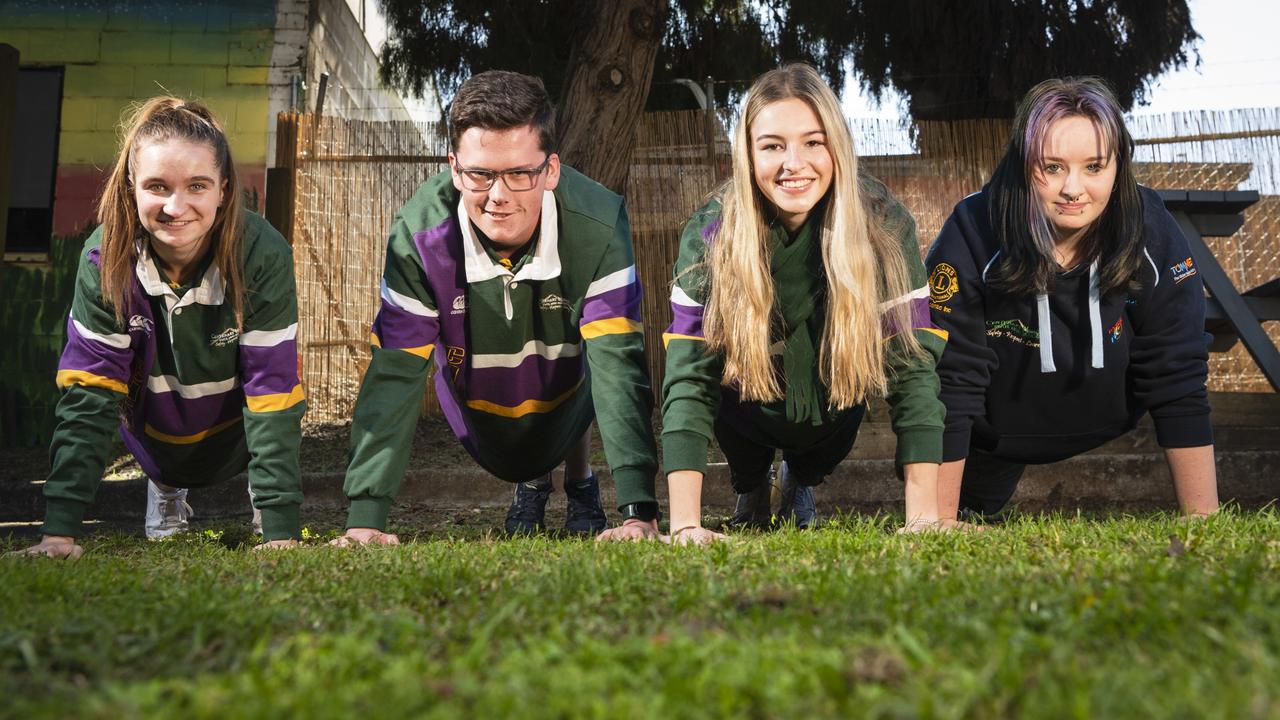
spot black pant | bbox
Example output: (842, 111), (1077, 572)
(957, 449), (1027, 515)
(713, 408), (864, 494)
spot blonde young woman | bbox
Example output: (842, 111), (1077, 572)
(18, 98), (305, 557)
(661, 64), (956, 543)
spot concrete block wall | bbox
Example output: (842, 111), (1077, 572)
(0, 0), (287, 447)
(0, 0), (281, 237)
(305, 0), (409, 122)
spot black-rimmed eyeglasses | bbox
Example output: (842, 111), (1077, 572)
(453, 155), (551, 192)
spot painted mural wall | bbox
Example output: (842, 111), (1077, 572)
(0, 0), (424, 446)
(0, 0), (295, 447)
(0, 0), (287, 236)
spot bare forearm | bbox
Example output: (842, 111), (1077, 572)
(667, 470), (705, 531)
(903, 462), (942, 525)
(1165, 445), (1218, 516)
(938, 459), (965, 521)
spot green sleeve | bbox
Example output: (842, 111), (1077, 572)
(343, 216), (438, 531)
(580, 202), (659, 509)
(239, 218), (305, 540)
(660, 206), (724, 476)
(43, 239), (129, 538)
(42, 386), (121, 538)
(343, 348), (431, 531)
(880, 200), (946, 466)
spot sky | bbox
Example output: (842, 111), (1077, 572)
(841, 0), (1280, 119)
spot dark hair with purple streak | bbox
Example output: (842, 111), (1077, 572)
(986, 77), (1143, 296)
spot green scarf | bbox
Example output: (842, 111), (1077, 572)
(769, 217), (827, 425)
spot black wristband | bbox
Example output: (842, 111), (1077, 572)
(619, 502), (660, 522)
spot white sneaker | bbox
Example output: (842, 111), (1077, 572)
(145, 480), (192, 539)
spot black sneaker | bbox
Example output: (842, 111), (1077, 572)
(776, 462), (817, 529)
(728, 467), (774, 530)
(505, 474), (553, 535)
(564, 474), (607, 535)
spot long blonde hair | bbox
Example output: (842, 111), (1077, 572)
(97, 97), (245, 326)
(703, 64), (921, 407)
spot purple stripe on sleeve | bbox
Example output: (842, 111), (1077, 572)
(240, 340), (300, 397)
(581, 283), (642, 325)
(666, 301), (705, 338)
(431, 348), (481, 459)
(412, 218), (467, 351)
(371, 303), (439, 351)
(463, 354), (586, 408)
(140, 388), (245, 437)
(700, 218), (722, 244)
(57, 317), (133, 383)
(881, 297), (936, 337)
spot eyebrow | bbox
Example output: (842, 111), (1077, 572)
(754, 129), (826, 142)
(138, 175), (219, 184)
(461, 164), (540, 173)
(1042, 155), (1109, 163)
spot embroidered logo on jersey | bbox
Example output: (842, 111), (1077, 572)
(1170, 257), (1198, 284)
(986, 319), (1039, 348)
(929, 263), (958, 306)
(1108, 317), (1124, 343)
(451, 295), (466, 315)
(127, 315), (154, 337)
(209, 327), (240, 347)
(446, 345), (466, 380)
(539, 293), (571, 312)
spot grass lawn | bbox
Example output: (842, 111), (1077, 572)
(2, 510), (1278, 719)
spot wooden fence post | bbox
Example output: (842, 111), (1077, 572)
(265, 112), (299, 244)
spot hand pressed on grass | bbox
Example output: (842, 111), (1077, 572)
(330, 528), (401, 547)
(668, 525), (728, 546)
(11, 535), (84, 559)
(897, 518), (985, 534)
(595, 518), (661, 542)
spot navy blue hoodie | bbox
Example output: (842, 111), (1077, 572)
(925, 186), (1212, 464)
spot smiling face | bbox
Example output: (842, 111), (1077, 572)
(450, 124), (560, 256)
(749, 97), (834, 232)
(1032, 115), (1118, 244)
(132, 138), (225, 278)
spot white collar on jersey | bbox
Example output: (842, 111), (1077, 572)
(458, 190), (561, 284)
(134, 238), (226, 306)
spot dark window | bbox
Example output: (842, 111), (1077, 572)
(6, 66), (63, 254)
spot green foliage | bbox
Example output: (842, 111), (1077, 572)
(376, 0), (1199, 119)
(0, 231), (91, 447)
(834, 0), (1201, 119)
(3, 510), (1278, 718)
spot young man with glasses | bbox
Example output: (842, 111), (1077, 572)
(332, 71), (661, 545)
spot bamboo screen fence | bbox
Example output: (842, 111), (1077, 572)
(285, 114), (449, 421)
(280, 107), (1280, 421)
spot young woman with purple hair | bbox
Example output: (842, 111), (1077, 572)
(925, 77), (1219, 519)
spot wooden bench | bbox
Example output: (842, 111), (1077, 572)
(1158, 189), (1280, 391)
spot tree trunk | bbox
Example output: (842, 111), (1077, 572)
(556, 0), (667, 193)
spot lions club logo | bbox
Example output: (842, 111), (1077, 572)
(929, 263), (958, 304)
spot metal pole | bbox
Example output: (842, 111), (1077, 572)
(703, 76), (715, 166)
